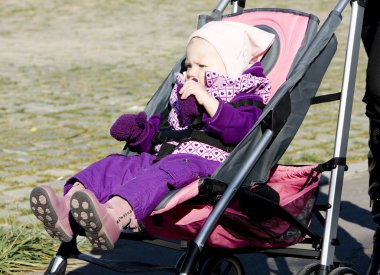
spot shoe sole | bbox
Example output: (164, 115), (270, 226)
(70, 192), (115, 250)
(30, 187), (72, 242)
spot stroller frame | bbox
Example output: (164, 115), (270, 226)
(43, 0), (366, 274)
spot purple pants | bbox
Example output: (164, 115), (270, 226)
(64, 153), (220, 221)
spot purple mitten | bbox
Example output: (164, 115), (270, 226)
(176, 81), (200, 127)
(110, 112), (148, 142)
(129, 114), (160, 153)
(110, 112), (160, 153)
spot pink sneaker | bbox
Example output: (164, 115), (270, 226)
(70, 190), (121, 250)
(30, 185), (73, 242)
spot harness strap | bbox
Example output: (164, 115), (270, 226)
(153, 129), (233, 154)
(229, 99), (265, 109)
(155, 143), (177, 162)
(316, 157), (348, 172)
(153, 128), (193, 143)
(191, 130), (234, 152)
(311, 93), (341, 105)
(298, 157), (348, 192)
(153, 129), (234, 162)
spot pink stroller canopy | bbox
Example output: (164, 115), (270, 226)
(224, 9), (312, 102)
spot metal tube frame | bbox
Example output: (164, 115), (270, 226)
(319, 0), (364, 273)
(179, 130), (273, 275)
(50, 256), (65, 273)
(214, 0), (230, 14)
(232, 0), (245, 13)
(334, 0), (351, 14)
(214, 0), (244, 14)
(194, 130), (274, 249)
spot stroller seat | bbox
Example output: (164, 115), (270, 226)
(142, 7), (327, 249)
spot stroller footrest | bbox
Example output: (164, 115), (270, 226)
(74, 252), (178, 273)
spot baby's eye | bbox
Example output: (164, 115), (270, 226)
(199, 64), (207, 68)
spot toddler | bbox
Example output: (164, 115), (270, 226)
(30, 21), (275, 250)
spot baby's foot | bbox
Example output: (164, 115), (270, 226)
(70, 190), (121, 250)
(30, 185), (73, 242)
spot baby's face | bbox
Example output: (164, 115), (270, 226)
(185, 37), (227, 86)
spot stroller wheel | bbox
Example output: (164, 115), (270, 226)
(296, 263), (320, 275)
(200, 255), (244, 275)
(328, 267), (359, 275)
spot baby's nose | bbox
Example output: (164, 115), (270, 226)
(186, 67), (197, 79)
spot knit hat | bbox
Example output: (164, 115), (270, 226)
(188, 21), (275, 79)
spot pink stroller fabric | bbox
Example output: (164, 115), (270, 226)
(224, 10), (311, 102)
(143, 165), (320, 249)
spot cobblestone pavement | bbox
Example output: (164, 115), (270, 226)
(0, 0), (372, 273)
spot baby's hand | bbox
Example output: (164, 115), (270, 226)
(179, 78), (210, 106)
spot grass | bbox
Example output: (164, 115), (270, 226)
(0, 216), (93, 274)
(0, 221), (57, 274)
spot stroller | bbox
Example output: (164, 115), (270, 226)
(43, 0), (366, 274)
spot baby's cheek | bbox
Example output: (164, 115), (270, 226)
(198, 76), (205, 87)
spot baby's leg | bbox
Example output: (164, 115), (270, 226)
(63, 153), (155, 203)
(106, 195), (139, 231)
(115, 154), (220, 221)
(29, 183), (84, 242)
(70, 190), (135, 250)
